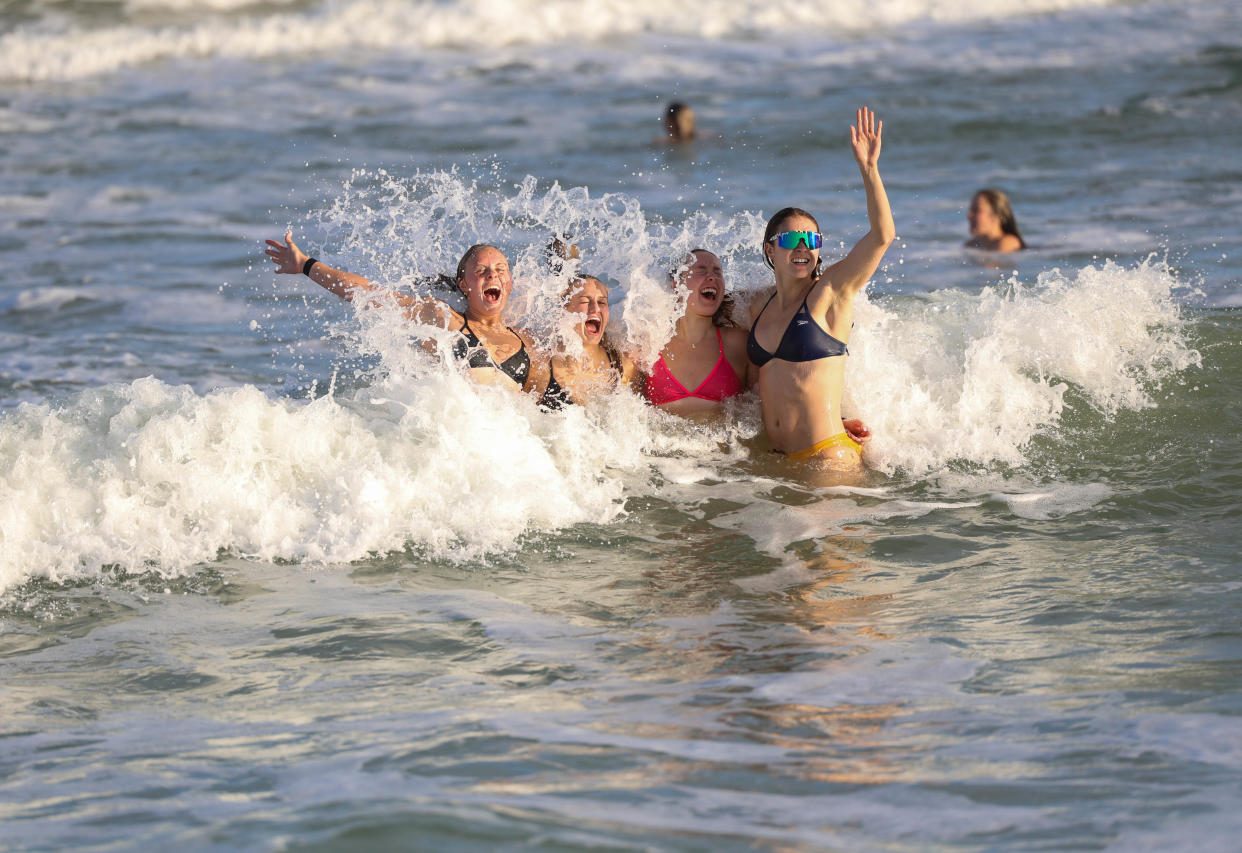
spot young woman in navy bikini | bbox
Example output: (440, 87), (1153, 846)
(748, 106), (894, 471)
(645, 248), (871, 443)
(264, 233), (545, 393)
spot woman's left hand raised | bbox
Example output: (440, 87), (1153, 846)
(849, 106), (883, 172)
(264, 230), (309, 275)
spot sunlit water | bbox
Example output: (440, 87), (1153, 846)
(2, 0), (1240, 850)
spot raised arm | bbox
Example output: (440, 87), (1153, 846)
(822, 107), (896, 297)
(264, 231), (456, 327)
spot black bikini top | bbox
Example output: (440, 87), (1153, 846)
(452, 319), (530, 385)
(746, 292), (848, 368)
(540, 348), (623, 411)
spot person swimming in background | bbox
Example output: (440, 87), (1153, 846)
(661, 102), (696, 143)
(965, 188), (1026, 252)
(539, 275), (639, 409)
(748, 107), (894, 473)
(264, 231), (546, 393)
(648, 248), (871, 443)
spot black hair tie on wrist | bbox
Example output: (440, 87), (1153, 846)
(302, 257), (319, 276)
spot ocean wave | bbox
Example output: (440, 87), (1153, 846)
(0, 252), (1198, 595)
(0, 372), (651, 594)
(1, 0), (1128, 82)
(851, 256), (1201, 475)
(0, 165), (1203, 594)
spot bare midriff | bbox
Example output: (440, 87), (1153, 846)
(756, 355), (856, 461)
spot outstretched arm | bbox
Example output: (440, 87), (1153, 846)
(264, 231), (455, 327)
(822, 107), (896, 297)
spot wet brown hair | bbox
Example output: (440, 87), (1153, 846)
(762, 207), (823, 276)
(664, 102), (696, 141)
(974, 189), (1026, 249)
(545, 236), (579, 267)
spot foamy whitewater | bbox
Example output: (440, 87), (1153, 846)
(2, 0), (1241, 850)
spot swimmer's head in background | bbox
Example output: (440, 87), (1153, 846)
(670, 248), (737, 328)
(762, 207), (823, 276)
(972, 188), (1026, 248)
(664, 102), (696, 142)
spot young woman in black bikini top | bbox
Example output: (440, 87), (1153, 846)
(537, 275), (636, 409)
(265, 235), (543, 393)
(453, 319), (530, 385)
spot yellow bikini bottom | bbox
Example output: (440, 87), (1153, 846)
(780, 432), (862, 463)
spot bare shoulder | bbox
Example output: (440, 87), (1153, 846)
(998, 234), (1023, 252)
(747, 286), (775, 324)
(807, 269), (859, 322)
(408, 296), (462, 330)
(513, 327), (542, 349)
(721, 325), (749, 350)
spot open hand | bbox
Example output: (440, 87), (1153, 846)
(264, 230), (309, 275)
(849, 107), (883, 172)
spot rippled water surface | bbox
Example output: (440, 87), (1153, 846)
(2, 0), (1241, 849)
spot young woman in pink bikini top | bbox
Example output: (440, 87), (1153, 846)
(644, 249), (751, 417)
(646, 248), (873, 450)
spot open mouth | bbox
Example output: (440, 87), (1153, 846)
(700, 286), (718, 300)
(584, 317), (602, 336)
(483, 285), (503, 304)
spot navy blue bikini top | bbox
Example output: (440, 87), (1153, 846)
(452, 319), (530, 385)
(746, 292), (848, 368)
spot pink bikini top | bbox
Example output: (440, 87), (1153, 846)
(645, 328), (744, 406)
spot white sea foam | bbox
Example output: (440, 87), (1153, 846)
(1, 287), (95, 314)
(850, 256), (1200, 475)
(0, 368), (644, 593)
(0, 0), (1132, 82)
(0, 169), (1202, 594)
(993, 482), (1113, 519)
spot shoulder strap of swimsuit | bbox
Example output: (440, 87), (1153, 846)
(752, 292), (776, 325)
